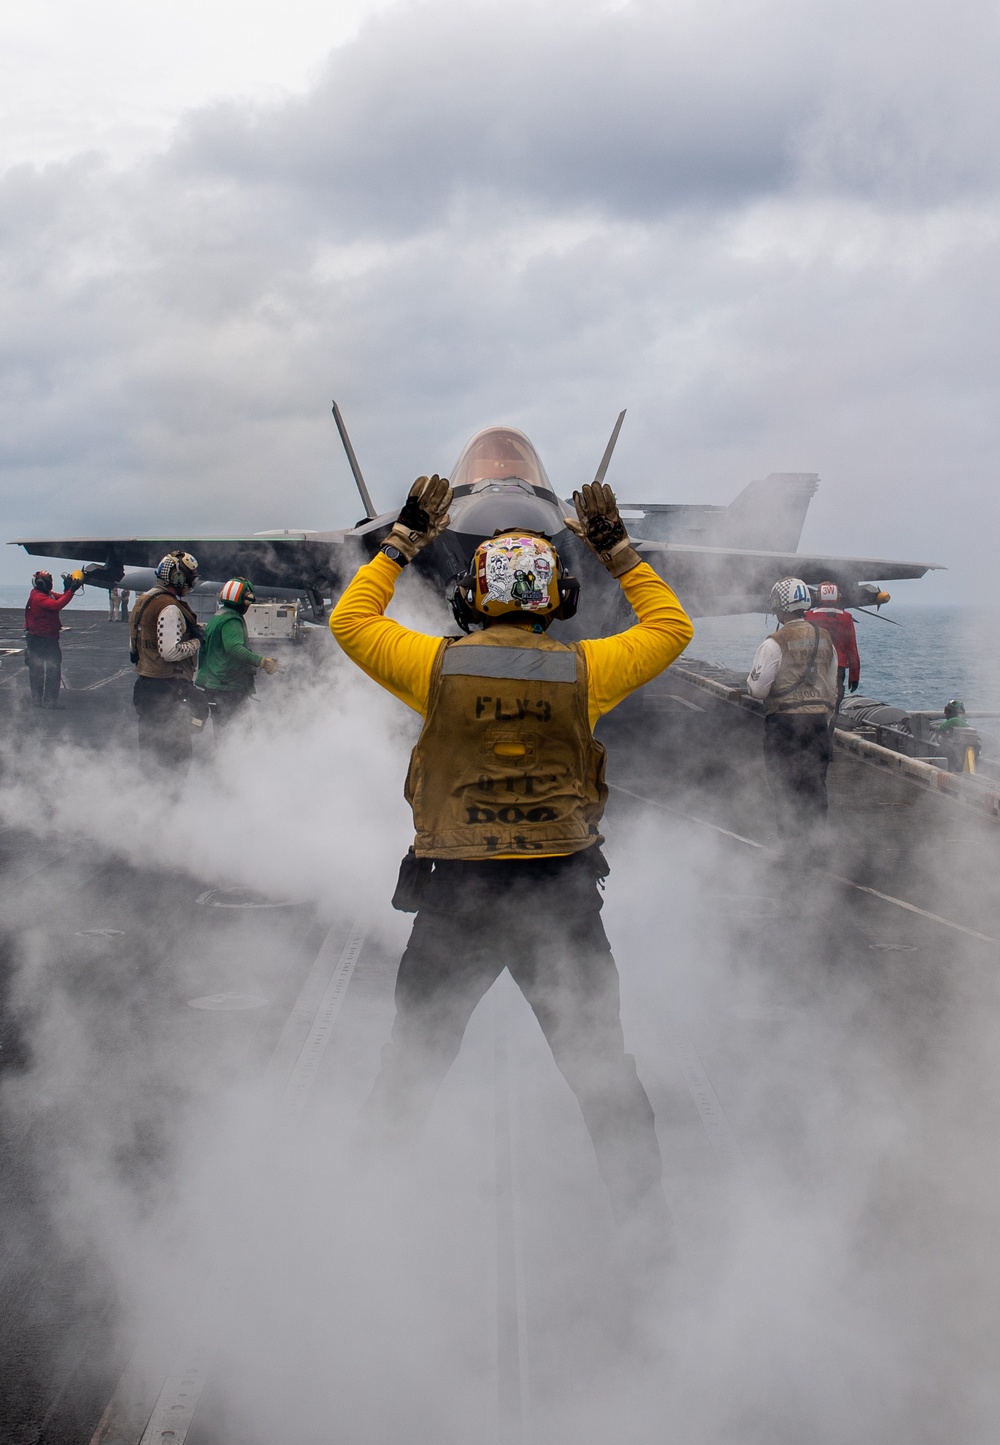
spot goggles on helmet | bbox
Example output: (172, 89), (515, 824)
(32, 570), (53, 592)
(155, 550), (199, 591)
(450, 531), (579, 633)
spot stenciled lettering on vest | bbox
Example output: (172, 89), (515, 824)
(474, 695), (552, 722)
(475, 772), (558, 796)
(466, 804), (559, 825)
(481, 833), (548, 853)
(407, 637), (605, 860)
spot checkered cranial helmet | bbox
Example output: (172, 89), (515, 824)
(155, 551), (199, 591)
(768, 576), (812, 614)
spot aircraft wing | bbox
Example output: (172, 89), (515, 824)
(10, 530), (374, 594)
(634, 541), (943, 617)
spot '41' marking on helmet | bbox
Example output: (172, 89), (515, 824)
(474, 696), (552, 722)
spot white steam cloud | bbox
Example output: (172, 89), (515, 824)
(3, 592), (1000, 1440)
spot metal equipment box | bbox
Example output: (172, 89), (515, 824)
(244, 602), (300, 640)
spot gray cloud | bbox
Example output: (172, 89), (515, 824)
(171, 0), (820, 232)
(168, 0), (1000, 231)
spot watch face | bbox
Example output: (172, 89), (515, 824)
(383, 545), (402, 562)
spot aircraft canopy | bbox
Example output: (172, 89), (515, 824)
(450, 426), (553, 493)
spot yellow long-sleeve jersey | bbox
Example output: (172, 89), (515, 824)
(329, 552), (694, 727)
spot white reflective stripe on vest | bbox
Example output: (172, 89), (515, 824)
(440, 646), (578, 682)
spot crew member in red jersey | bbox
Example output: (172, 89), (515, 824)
(24, 569), (83, 708)
(804, 581), (860, 713)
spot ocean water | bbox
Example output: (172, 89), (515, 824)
(692, 605), (1000, 715)
(1, 583), (994, 715)
(0, 584), (106, 613)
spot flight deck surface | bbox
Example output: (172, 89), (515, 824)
(2, 613), (999, 1445)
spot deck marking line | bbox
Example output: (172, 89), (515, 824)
(282, 922), (367, 1115)
(829, 876), (999, 946)
(494, 992), (529, 1445)
(609, 783), (765, 850)
(670, 1030), (760, 1196)
(609, 782), (999, 948)
(0, 845), (80, 900)
(81, 667), (133, 691)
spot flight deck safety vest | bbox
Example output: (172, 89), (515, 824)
(131, 588), (200, 682)
(405, 627), (607, 860)
(764, 619), (837, 716)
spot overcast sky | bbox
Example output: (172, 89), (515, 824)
(2, 0), (998, 598)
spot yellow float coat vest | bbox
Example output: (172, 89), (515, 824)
(405, 628), (607, 859)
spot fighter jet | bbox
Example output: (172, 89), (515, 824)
(11, 408), (939, 628)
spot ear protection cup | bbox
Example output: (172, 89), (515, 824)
(449, 574), (478, 633)
(554, 574), (580, 621)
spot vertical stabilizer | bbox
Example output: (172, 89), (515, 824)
(715, 473), (819, 552)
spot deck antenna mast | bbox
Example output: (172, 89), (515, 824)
(332, 401), (377, 520)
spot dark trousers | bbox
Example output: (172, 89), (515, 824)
(25, 634), (62, 707)
(133, 677), (193, 774)
(763, 712), (833, 831)
(363, 851), (663, 1221)
(207, 689), (252, 731)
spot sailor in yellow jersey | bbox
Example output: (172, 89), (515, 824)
(331, 474), (693, 1235)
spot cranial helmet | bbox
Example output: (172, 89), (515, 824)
(816, 580), (840, 605)
(450, 530), (579, 633)
(155, 550), (199, 592)
(769, 576), (812, 615)
(32, 570), (53, 593)
(219, 577), (256, 612)
(943, 698), (966, 719)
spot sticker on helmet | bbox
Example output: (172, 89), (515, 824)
(479, 536), (556, 612)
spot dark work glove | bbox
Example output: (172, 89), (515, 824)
(564, 482), (641, 578)
(848, 680), (860, 693)
(383, 475), (452, 561)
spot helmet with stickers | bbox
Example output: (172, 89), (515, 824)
(31, 570), (53, 593)
(768, 576), (812, 615)
(155, 551), (199, 592)
(218, 577), (256, 612)
(816, 580), (840, 606)
(450, 530), (579, 633)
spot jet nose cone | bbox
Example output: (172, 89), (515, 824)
(451, 490), (566, 539)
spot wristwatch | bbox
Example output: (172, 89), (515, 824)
(379, 543), (408, 565)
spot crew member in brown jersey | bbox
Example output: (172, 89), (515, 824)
(747, 575), (838, 833)
(130, 551), (202, 776)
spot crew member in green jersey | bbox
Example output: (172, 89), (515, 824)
(196, 577), (279, 730)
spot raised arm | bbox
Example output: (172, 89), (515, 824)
(331, 474), (453, 714)
(563, 481), (694, 724)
